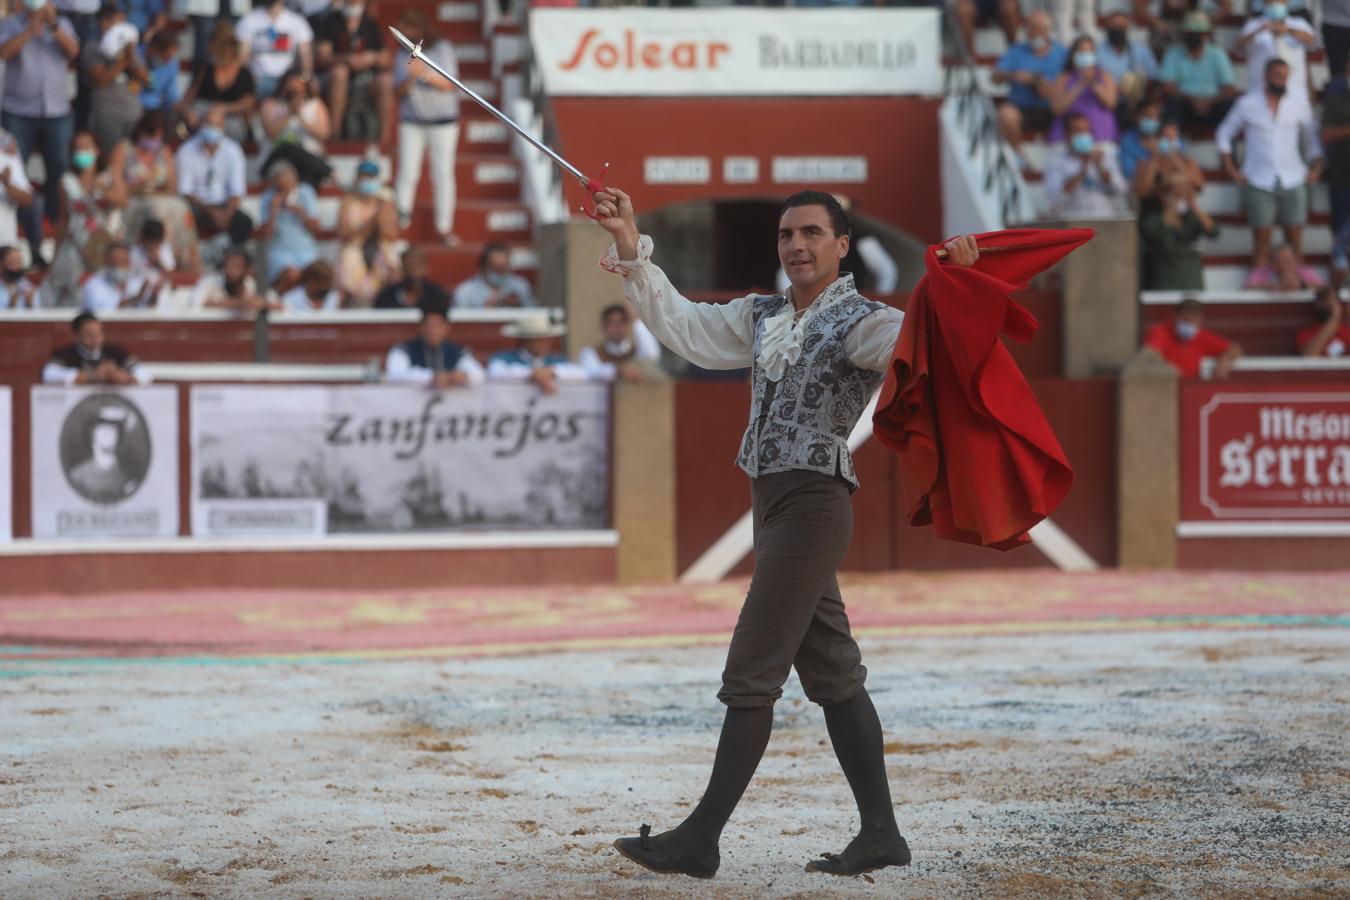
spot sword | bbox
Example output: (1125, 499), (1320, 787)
(389, 26), (609, 219)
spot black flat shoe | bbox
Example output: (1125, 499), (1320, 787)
(805, 831), (911, 876)
(613, 824), (720, 879)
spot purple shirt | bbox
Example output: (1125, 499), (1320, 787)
(1048, 72), (1119, 144)
(0, 13), (77, 119)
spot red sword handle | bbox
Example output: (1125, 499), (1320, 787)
(578, 162), (612, 221)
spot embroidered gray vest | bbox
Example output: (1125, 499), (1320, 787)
(735, 286), (886, 491)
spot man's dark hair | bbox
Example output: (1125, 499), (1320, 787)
(479, 241), (510, 269)
(104, 241), (130, 260)
(140, 218), (165, 243)
(72, 312), (99, 332)
(600, 303), (629, 323)
(223, 246), (252, 268)
(779, 190), (850, 239)
(1265, 58), (1290, 76)
(1065, 111), (1090, 130)
(420, 306), (448, 322)
(149, 30), (177, 54)
(1178, 298), (1204, 316)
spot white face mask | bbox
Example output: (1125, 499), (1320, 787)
(1175, 320), (1200, 341)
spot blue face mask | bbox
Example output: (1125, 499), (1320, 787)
(1265, 3), (1288, 19)
(1070, 133), (1095, 155)
(1175, 320), (1200, 341)
(200, 126), (223, 145)
(24, 0), (45, 10)
(357, 179), (380, 196)
(1158, 137), (1182, 155)
(1139, 117), (1161, 135)
(1074, 50), (1097, 70)
(1029, 35), (1049, 51)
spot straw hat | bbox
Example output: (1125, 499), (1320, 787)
(501, 312), (566, 339)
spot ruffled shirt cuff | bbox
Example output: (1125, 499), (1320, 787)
(599, 234), (654, 279)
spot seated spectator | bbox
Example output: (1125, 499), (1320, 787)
(385, 306), (485, 388)
(992, 12), (1067, 165)
(0, 130), (34, 248)
(259, 68), (333, 189)
(951, 0), (1019, 58)
(1249, 243), (1324, 291)
(84, 3), (148, 155)
(577, 303), (662, 382)
(392, 10), (461, 244)
(138, 31), (180, 134)
(119, 111), (199, 273)
(42, 312), (151, 385)
(454, 242), (535, 309)
(236, 0), (314, 100)
(373, 246), (451, 312)
(1140, 173), (1220, 290)
(178, 21), (257, 145)
(129, 218), (173, 305)
(176, 106), (253, 256)
(1323, 55), (1350, 296)
(1297, 289), (1350, 356)
(281, 259), (340, 311)
(1098, 13), (1158, 112)
(257, 158), (320, 294)
(1048, 36), (1119, 144)
(45, 132), (128, 308)
(0, 245), (37, 309)
(1132, 120), (1205, 210)
(335, 159), (401, 307)
(82, 241), (160, 311)
(1144, 298), (1243, 379)
(1216, 59), (1323, 287)
(488, 314), (589, 395)
(191, 246), (275, 314)
(1160, 12), (1238, 130)
(1237, 2), (1316, 104)
(1118, 100), (1162, 182)
(1041, 113), (1129, 216)
(313, 0), (392, 143)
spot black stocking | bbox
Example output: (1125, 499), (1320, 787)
(823, 688), (900, 838)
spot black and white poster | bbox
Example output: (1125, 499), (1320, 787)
(190, 384), (611, 537)
(31, 386), (180, 539)
(0, 387), (10, 542)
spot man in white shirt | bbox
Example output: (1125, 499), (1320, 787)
(0, 131), (33, 247)
(0, 245), (36, 308)
(385, 307), (485, 388)
(594, 184), (980, 881)
(81, 242), (158, 312)
(280, 259), (341, 311)
(576, 303), (661, 382)
(1041, 112), (1129, 218)
(176, 107), (254, 247)
(1217, 58), (1324, 286)
(1237, 4), (1317, 103)
(236, 0), (314, 99)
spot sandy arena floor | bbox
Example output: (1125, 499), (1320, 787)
(2, 573), (1349, 898)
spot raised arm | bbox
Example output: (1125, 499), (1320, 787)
(593, 186), (755, 370)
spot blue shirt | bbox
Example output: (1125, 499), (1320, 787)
(1160, 44), (1235, 98)
(1118, 129), (1153, 180)
(260, 181), (318, 266)
(124, 0), (165, 34)
(139, 54), (180, 111)
(995, 41), (1068, 110)
(1097, 40), (1157, 84)
(489, 349), (568, 368)
(0, 13), (77, 118)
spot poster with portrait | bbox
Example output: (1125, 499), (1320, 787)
(190, 384), (610, 536)
(0, 387), (10, 542)
(30, 386), (180, 539)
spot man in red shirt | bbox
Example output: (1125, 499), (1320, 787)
(1144, 298), (1243, 378)
(1297, 289), (1350, 357)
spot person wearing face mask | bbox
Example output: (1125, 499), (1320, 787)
(1297, 289), (1350, 357)
(259, 69), (333, 188)
(992, 12), (1068, 167)
(1237, 1), (1316, 103)
(1042, 112), (1128, 217)
(83, 3), (149, 155)
(0, 129), (35, 248)
(313, 0), (391, 144)
(1160, 12), (1239, 130)
(118, 110), (199, 274)
(1140, 173), (1219, 290)
(257, 157), (320, 295)
(0, 245), (37, 308)
(192, 246), (275, 314)
(335, 158), (400, 307)
(1216, 58), (1323, 288)
(81, 241), (157, 311)
(1118, 100), (1164, 181)
(235, 0), (314, 100)
(280, 258), (341, 311)
(1048, 36), (1119, 144)
(1145, 299), (1242, 379)
(1133, 121), (1205, 212)
(1097, 13), (1158, 114)
(372, 246), (451, 313)
(44, 130), (129, 307)
(0, 0), (81, 266)
(175, 105), (253, 255)
(576, 303), (663, 383)
(452, 242), (537, 310)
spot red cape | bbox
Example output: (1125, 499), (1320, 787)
(872, 227), (1094, 550)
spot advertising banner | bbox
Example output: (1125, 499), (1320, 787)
(530, 8), (942, 97)
(30, 386), (180, 539)
(0, 387), (10, 542)
(190, 384), (610, 536)
(1181, 385), (1350, 524)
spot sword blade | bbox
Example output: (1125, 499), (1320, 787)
(389, 26), (590, 186)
